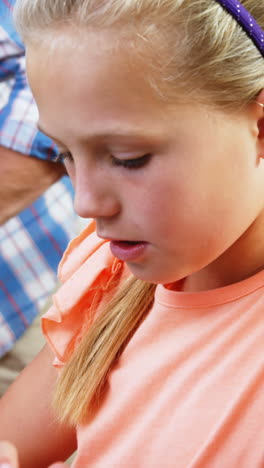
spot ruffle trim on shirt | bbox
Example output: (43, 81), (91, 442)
(42, 221), (127, 367)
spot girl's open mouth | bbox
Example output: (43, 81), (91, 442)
(110, 240), (148, 262)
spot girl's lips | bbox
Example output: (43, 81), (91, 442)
(110, 240), (148, 262)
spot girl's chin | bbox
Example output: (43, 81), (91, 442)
(126, 262), (185, 286)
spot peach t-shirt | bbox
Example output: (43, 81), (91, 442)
(43, 223), (264, 467)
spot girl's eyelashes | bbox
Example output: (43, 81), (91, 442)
(53, 151), (152, 169)
(54, 151), (73, 163)
(111, 153), (152, 169)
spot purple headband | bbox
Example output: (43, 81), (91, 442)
(214, 0), (264, 57)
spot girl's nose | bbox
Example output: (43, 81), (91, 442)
(73, 169), (120, 220)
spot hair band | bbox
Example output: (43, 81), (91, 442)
(214, 0), (264, 58)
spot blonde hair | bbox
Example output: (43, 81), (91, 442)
(14, 0), (264, 425)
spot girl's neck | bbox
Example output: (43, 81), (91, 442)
(183, 208), (264, 293)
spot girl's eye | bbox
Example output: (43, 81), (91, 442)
(54, 151), (73, 164)
(111, 153), (152, 169)
(53, 151), (152, 168)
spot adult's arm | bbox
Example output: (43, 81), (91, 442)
(0, 146), (67, 225)
(0, 344), (77, 468)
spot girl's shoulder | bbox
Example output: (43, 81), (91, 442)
(42, 220), (128, 367)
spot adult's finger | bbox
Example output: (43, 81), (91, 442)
(0, 441), (19, 468)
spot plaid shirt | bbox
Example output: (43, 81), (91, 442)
(0, 0), (78, 357)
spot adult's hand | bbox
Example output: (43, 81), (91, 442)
(0, 441), (68, 468)
(0, 146), (67, 226)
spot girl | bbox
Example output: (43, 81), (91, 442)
(1, 0), (264, 466)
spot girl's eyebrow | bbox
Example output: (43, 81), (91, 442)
(37, 122), (163, 146)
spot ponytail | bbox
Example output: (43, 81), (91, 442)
(53, 277), (156, 425)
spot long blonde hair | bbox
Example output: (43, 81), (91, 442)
(14, 0), (264, 425)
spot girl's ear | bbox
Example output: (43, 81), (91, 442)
(254, 89), (264, 160)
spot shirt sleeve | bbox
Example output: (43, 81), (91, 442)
(42, 221), (128, 367)
(0, 1), (58, 160)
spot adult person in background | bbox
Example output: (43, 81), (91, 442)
(0, 0), (79, 395)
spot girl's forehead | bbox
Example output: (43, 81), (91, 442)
(27, 25), (199, 116)
(26, 25), (234, 144)
(27, 28), (166, 107)
(26, 29), (181, 143)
